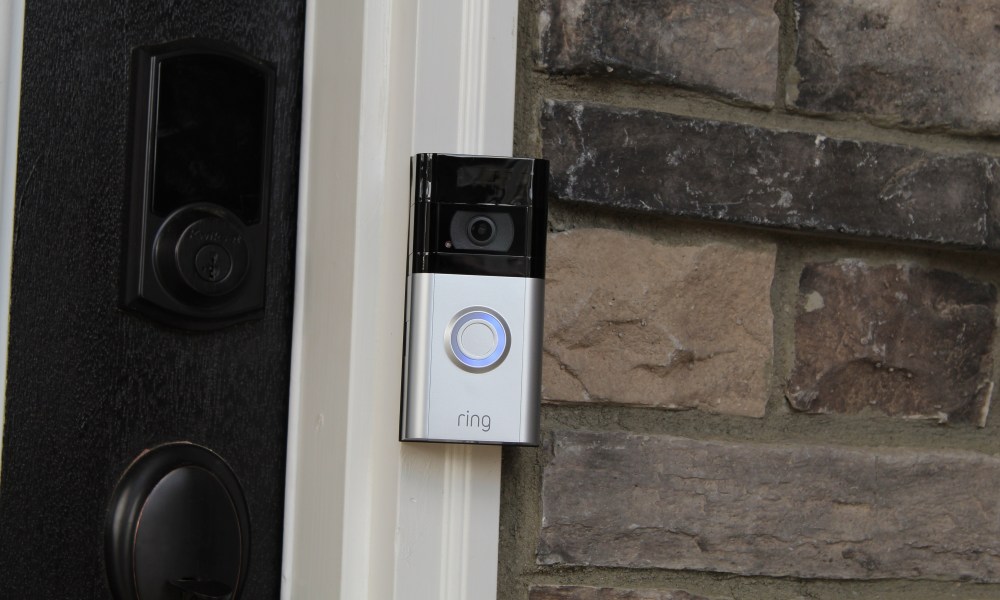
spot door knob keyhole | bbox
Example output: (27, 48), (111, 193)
(170, 578), (234, 600)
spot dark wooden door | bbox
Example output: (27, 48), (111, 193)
(0, 1), (304, 597)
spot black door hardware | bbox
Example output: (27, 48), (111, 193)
(123, 39), (276, 329)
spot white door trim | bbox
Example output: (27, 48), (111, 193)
(0, 0), (26, 486)
(282, 0), (519, 598)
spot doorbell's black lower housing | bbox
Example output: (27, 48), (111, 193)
(123, 39), (275, 330)
(400, 154), (548, 445)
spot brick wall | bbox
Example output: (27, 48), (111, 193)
(499, 1), (1000, 599)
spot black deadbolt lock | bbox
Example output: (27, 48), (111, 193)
(123, 39), (275, 330)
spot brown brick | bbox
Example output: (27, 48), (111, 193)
(538, 0), (778, 107)
(530, 586), (722, 600)
(539, 431), (1000, 581)
(792, 0), (1000, 134)
(543, 229), (774, 418)
(786, 261), (996, 425)
(542, 100), (1000, 252)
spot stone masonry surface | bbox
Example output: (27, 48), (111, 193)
(541, 100), (1000, 252)
(538, 430), (1000, 581)
(537, 0), (778, 107)
(508, 0), (1000, 596)
(792, 0), (1000, 134)
(786, 260), (997, 425)
(530, 586), (724, 600)
(543, 229), (774, 417)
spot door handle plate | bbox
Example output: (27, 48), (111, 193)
(105, 442), (250, 600)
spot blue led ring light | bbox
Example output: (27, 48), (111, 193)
(446, 307), (511, 372)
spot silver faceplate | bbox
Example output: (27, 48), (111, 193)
(401, 273), (543, 445)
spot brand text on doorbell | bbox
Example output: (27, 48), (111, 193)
(400, 154), (548, 445)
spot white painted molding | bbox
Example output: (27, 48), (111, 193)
(282, 0), (519, 597)
(0, 0), (26, 485)
(280, 0), (365, 596)
(397, 1), (518, 599)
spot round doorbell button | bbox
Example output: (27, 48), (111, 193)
(446, 308), (510, 372)
(458, 320), (497, 359)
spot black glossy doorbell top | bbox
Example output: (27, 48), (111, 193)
(409, 154), (549, 279)
(123, 39), (276, 330)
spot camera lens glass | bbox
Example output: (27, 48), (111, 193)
(448, 210), (516, 252)
(467, 216), (496, 246)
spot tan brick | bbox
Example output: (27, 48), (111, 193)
(538, 0), (779, 107)
(543, 229), (774, 417)
(539, 431), (1000, 581)
(530, 585), (724, 600)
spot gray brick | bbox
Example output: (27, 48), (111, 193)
(787, 261), (996, 425)
(792, 0), (1000, 134)
(538, 0), (779, 106)
(543, 229), (774, 418)
(539, 431), (1000, 581)
(542, 100), (1000, 251)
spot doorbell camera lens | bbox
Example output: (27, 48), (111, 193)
(467, 216), (496, 246)
(449, 210), (515, 252)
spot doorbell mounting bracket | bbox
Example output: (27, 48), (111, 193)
(400, 153), (548, 445)
(122, 39), (276, 330)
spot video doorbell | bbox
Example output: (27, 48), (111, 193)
(400, 154), (549, 445)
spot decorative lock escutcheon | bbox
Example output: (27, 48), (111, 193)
(123, 39), (275, 330)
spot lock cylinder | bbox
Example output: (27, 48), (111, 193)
(154, 204), (251, 303)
